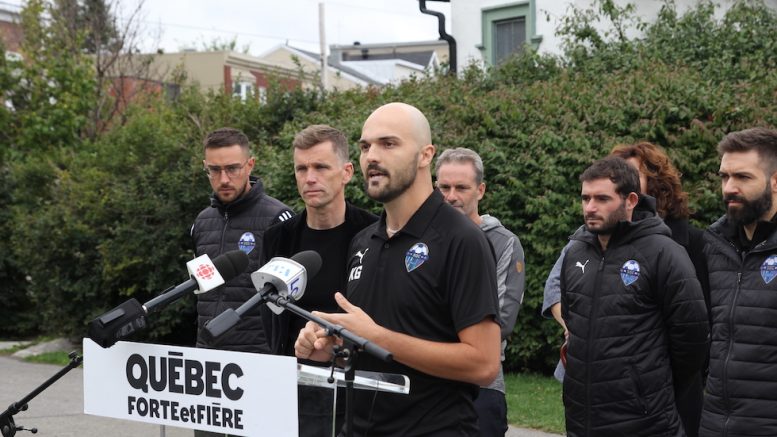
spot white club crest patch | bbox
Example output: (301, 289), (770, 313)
(405, 243), (429, 272)
(761, 255), (777, 284)
(620, 260), (640, 286)
(238, 232), (256, 254)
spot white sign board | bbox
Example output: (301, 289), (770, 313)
(83, 339), (297, 436)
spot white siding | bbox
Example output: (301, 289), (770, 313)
(452, 0), (775, 66)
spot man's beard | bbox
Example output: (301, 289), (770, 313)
(585, 201), (627, 235)
(725, 184), (773, 227)
(215, 181), (247, 204)
(363, 158), (418, 203)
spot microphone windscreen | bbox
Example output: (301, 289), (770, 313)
(87, 298), (147, 348)
(213, 250), (250, 281)
(291, 250), (322, 279)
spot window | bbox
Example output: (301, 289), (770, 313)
(164, 83), (180, 102)
(233, 81), (254, 101)
(494, 16), (526, 64)
(481, 1), (541, 66)
(5, 51), (23, 62)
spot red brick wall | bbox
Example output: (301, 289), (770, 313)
(251, 70), (300, 91)
(223, 65), (232, 94)
(0, 19), (23, 53)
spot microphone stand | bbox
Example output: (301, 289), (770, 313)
(0, 352), (83, 437)
(331, 339), (358, 437)
(261, 292), (392, 437)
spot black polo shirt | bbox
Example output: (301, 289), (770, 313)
(344, 190), (499, 436)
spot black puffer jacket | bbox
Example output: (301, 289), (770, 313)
(191, 177), (293, 352)
(700, 216), (777, 437)
(561, 196), (709, 437)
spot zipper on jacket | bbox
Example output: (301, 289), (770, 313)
(216, 210), (230, 314)
(585, 254), (606, 435)
(220, 210), (229, 248)
(722, 271), (742, 437)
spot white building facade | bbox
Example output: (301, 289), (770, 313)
(451, 0), (777, 67)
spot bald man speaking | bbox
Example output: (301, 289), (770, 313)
(295, 102), (501, 436)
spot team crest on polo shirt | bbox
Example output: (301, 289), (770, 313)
(405, 243), (429, 272)
(238, 232), (256, 254)
(761, 255), (777, 284)
(620, 260), (640, 286)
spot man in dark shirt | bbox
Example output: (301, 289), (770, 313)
(191, 127), (292, 354)
(261, 124), (377, 436)
(295, 102), (501, 436)
(700, 127), (777, 436)
(560, 157), (707, 437)
(191, 127), (293, 437)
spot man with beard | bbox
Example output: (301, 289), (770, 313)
(191, 127), (293, 355)
(191, 128), (293, 437)
(544, 142), (711, 436)
(294, 102), (501, 436)
(560, 156), (708, 437)
(700, 127), (777, 437)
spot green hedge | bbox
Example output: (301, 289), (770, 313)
(2, 1), (776, 372)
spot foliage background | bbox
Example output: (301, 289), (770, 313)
(1, 0), (775, 372)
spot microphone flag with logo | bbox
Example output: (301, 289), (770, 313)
(88, 251), (249, 347)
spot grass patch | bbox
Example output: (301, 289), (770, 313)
(23, 351), (75, 366)
(505, 372), (565, 434)
(0, 343), (29, 356)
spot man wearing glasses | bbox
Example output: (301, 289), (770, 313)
(191, 127), (293, 361)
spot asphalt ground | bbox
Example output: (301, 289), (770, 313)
(0, 342), (563, 437)
(0, 354), (190, 437)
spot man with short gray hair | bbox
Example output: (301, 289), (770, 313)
(435, 147), (525, 437)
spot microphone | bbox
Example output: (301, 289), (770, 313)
(256, 250), (322, 315)
(87, 250), (249, 348)
(144, 250), (249, 313)
(203, 251), (322, 340)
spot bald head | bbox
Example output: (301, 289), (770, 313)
(358, 102), (436, 206)
(363, 102), (431, 149)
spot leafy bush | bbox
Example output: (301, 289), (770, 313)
(3, 1), (776, 373)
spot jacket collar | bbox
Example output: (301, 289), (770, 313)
(710, 213), (777, 252)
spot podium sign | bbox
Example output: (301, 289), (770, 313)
(83, 339), (297, 436)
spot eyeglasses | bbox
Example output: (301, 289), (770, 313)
(203, 159), (250, 179)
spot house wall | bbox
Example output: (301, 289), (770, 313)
(334, 41), (449, 64)
(452, 0), (770, 67)
(148, 51), (228, 91)
(144, 51), (303, 97)
(260, 46), (364, 91)
(0, 8), (23, 54)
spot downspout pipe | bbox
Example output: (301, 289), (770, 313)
(418, 0), (456, 75)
